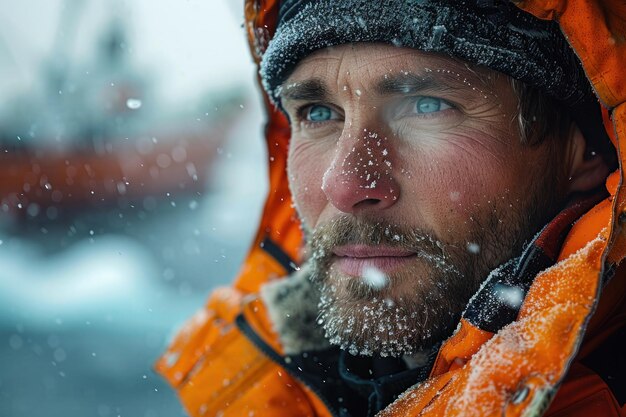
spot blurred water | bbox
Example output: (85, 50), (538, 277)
(0, 99), (267, 416)
(0, 2), (268, 416)
(1, 327), (187, 417)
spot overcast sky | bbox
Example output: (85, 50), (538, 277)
(0, 0), (256, 105)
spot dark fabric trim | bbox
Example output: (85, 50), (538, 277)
(463, 192), (606, 333)
(463, 248), (552, 333)
(235, 314), (341, 417)
(260, 237), (297, 274)
(582, 325), (626, 406)
(337, 350), (436, 416)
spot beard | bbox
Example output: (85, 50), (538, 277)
(305, 193), (559, 357)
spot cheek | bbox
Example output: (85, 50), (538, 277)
(439, 154), (506, 205)
(287, 140), (331, 227)
(399, 133), (525, 235)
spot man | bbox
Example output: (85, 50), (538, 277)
(156, 1), (626, 416)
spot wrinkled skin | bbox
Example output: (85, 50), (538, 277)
(280, 43), (602, 356)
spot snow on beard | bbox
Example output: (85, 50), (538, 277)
(306, 216), (483, 357)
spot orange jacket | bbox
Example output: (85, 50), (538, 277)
(156, 1), (626, 416)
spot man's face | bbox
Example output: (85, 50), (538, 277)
(281, 43), (565, 357)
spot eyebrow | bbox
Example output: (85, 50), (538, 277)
(279, 79), (329, 102)
(279, 72), (449, 103)
(375, 73), (439, 95)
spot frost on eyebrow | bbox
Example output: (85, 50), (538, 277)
(281, 59), (498, 112)
(381, 67), (496, 101)
(379, 67), (511, 121)
(375, 72), (439, 96)
(278, 78), (330, 102)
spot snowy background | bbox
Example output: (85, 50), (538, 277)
(0, 1), (267, 416)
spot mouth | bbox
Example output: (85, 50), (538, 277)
(332, 244), (416, 277)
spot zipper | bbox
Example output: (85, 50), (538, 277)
(236, 314), (341, 417)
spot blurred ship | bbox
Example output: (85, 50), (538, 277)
(0, 1), (245, 221)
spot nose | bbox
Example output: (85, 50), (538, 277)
(321, 130), (401, 214)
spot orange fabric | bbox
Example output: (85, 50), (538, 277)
(155, 287), (244, 388)
(379, 229), (614, 417)
(237, 0), (304, 295)
(155, 284), (334, 417)
(430, 318), (494, 376)
(545, 363), (622, 417)
(156, 1), (626, 417)
(175, 324), (321, 417)
(242, 297), (286, 355)
(515, 0), (626, 108)
(245, 0), (279, 63)
(235, 246), (291, 294)
(559, 193), (612, 260)
(377, 2), (626, 414)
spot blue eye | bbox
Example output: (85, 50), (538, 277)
(415, 97), (451, 114)
(307, 105), (333, 121)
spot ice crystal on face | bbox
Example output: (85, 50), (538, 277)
(306, 216), (491, 358)
(466, 242), (480, 254)
(362, 266), (389, 289)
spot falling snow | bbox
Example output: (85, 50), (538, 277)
(362, 266), (389, 289)
(125, 98), (143, 110)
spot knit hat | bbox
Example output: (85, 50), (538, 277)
(261, 0), (592, 105)
(259, 0), (609, 150)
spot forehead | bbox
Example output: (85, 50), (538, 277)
(284, 42), (499, 90)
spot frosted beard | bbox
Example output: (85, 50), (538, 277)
(306, 216), (512, 357)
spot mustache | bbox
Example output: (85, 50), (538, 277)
(306, 216), (452, 266)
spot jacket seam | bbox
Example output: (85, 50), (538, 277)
(236, 313), (340, 417)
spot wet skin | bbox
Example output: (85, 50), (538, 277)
(280, 43), (607, 353)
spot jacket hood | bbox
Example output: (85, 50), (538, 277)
(238, 0), (626, 415)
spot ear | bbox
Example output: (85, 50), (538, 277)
(566, 124), (610, 194)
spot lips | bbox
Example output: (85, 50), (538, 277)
(332, 244), (416, 276)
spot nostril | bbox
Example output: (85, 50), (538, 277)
(353, 198), (381, 210)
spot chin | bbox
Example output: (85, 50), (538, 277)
(317, 269), (457, 357)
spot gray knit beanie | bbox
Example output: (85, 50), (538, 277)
(260, 0), (593, 105)
(259, 0), (609, 148)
